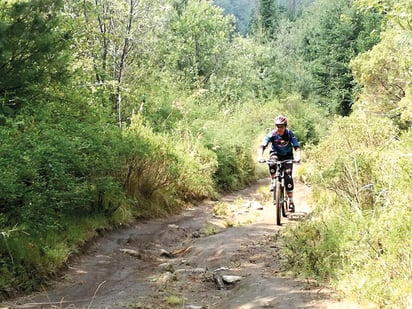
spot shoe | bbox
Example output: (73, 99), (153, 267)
(288, 203), (295, 213)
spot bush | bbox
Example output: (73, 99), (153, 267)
(282, 113), (412, 307)
(0, 102), (126, 296)
(123, 114), (219, 216)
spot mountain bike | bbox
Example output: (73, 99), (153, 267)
(261, 159), (296, 226)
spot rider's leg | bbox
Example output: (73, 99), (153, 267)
(268, 153), (278, 191)
(284, 162), (295, 209)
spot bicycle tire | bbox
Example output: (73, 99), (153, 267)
(275, 179), (282, 225)
(281, 186), (287, 218)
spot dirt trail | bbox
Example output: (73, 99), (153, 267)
(1, 180), (358, 309)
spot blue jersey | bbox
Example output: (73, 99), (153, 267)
(261, 128), (300, 159)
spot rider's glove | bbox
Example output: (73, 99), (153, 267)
(258, 158), (266, 163)
(294, 156), (301, 163)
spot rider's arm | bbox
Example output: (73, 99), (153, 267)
(289, 130), (301, 162)
(294, 147), (301, 162)
(258, 145), (266, 162)
(258, 133), (271, 162)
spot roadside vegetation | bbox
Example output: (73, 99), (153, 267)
(0, 0), (410, 307)
(281, 1), (412, 307)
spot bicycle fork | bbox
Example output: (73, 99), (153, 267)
(273, 173), (286, 204)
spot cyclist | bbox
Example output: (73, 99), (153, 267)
(257, 114), (301, 211)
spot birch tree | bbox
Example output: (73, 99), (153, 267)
(68, 0), (169, 127)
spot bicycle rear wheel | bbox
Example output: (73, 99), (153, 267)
(275, 180), (282, 225)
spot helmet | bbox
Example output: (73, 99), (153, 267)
(274, 114), (288, 125)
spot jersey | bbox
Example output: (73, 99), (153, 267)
(260, 128), (300, 159)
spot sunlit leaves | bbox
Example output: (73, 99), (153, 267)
(350, 30), (412, 127)
(66, 0), (171, 125)
(350, 0), (412, 129)
(161, 0), (235, 89)
(354, 0), (412, 31)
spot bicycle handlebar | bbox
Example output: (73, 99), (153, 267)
(259, 159), (297, 164)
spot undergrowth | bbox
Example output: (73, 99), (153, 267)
(281, 115), (412, 308)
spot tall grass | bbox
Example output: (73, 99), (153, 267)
(282, 114), (412, 307)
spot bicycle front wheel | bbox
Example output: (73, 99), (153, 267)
(281, 186), (287, 218)
(275, 180), (282, 226)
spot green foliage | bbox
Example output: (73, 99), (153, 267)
(354, 0), (412, 31)
(192, 95), (325, 192)
(177, 99), (260, 192)
(1, 0), (269, 296)
(284, 184), (412, 307)
(0, 0), (71, 117)
(1, 0), (408, 306)
(122, 116), (182, 216)
(165, 294), (185, 306)
(65, 0), (171, 126)
(3, 110), (124, 216)
(0, 213), (112, 298)
(282, 206), (344, 281)
(172, 130), (219, 201)
(283, 112), (412, 307)
(261, 21), (315, 99)
(243, 0), (383, 113)
(123, 114), (218, 216)
(161, 0), (235, 90)
(281, 2), (411, 306)
(212, 145), (253, 191)
(214, 0), (316, 36)
(0, 99), (128, 293)
(304, 113), (397, 208)
(0, 0), (129, 294)
(207, 35), (269, 105)
(296, 0), (383, 115)
(278, 94), (327, 146)
(350, 29), (412, 129)
(257, 0), (283, 40)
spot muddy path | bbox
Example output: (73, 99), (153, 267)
(1, 180), (356, 309)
